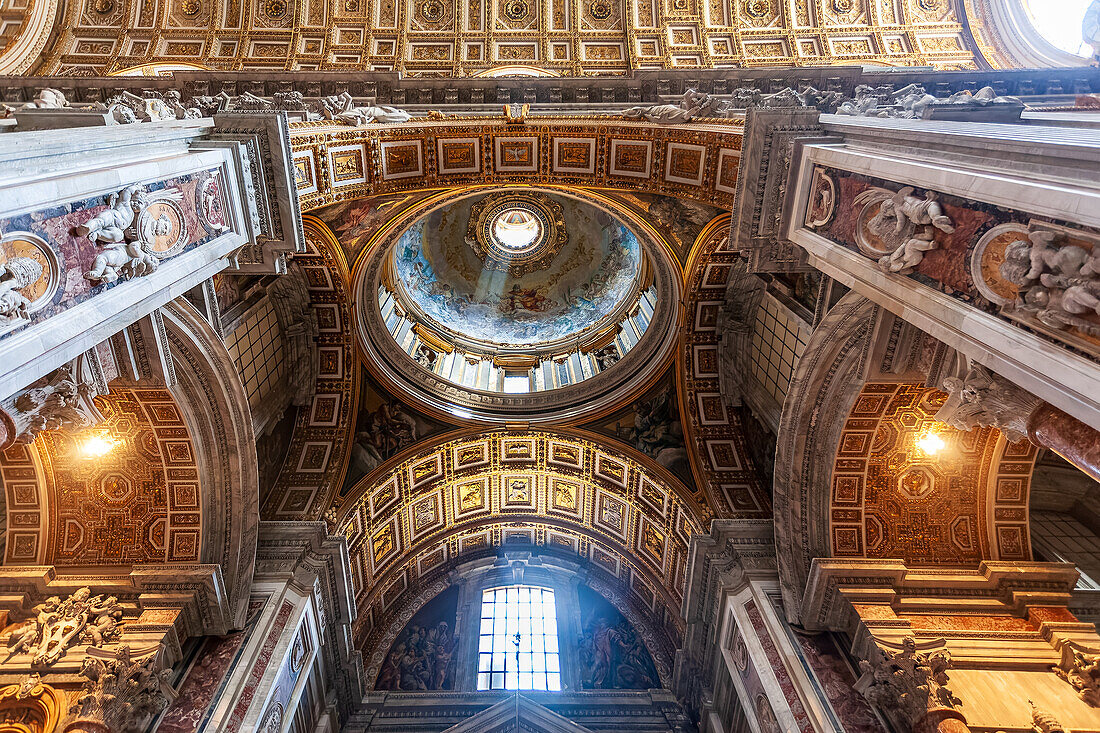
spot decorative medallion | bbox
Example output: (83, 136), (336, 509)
(589, 0), (613, 19)
(92, 0), (115, 14)
(917, 0), (941, 10)
(137, 197), (188, 258)
(0, 232), (58, 323)
(503, 0), (529, 20)
(832, 0), (854, 12)
(465, 192), (568, 277)
(971, 223), (1029, 306)
(853, 187), (910, 258)
(179, 0), (201, 14)
(344, 0), (358, 8)
(419, 0), (445, 20)
(264, 0), (288, 16)
(805, 168), (837, 229)
(744, 0), (770, 17)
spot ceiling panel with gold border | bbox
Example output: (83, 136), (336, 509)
(337, 428), (711, 640)
(290, 116), (745, 214)
(37, 0), (980, 75)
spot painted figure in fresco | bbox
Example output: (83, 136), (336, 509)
(578, 592), (659, 690)
(618, 389), (687, 471)
(500, 285), (551, 314)
(393, 216), (641, 345)
(350, 401), (418, 478)
(376, 620), (456, 691)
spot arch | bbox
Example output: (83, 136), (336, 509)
(961, 0), (1092, 67)
(471, 65), (560, 77)
(0, 0), (60, 75)
(337, 428), (711, 650)
(108, 61), (211, 76)
(773, 292), (877, 624)
(162, 299), (260, 630)
(773, 293), (1041, 625)
(676, 215), (770, 519)
(289, 119), (744, 215)
(262, 218), (360, 521)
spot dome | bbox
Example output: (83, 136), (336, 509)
(390, 191), (644, 349)
(358, 188), (679, 423)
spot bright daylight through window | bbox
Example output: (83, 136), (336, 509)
(477, 585), (562, 691)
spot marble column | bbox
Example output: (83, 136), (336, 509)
(936, 363), (1100, 483)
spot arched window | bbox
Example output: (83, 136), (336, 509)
(476, 585), (562, 691)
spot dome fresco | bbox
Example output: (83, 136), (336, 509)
(391, 192), (642, 347)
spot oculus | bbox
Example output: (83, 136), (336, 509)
(465, 192), (568, 278)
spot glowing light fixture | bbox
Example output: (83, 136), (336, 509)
(79, 433), (118, 459)
(916, 430), (945, 456)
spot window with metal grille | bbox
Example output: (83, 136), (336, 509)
(476, 585), (561, 691)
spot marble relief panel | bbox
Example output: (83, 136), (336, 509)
(803, 165), (1100, 364)
(0, 170), (228, 342)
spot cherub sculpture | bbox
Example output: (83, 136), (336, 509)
(1000, 230), (1100, 335)
(871, 187), (954, 275)
(76, 185), (161, 283)
(0, 257), (43, 321)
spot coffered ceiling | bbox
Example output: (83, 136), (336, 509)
(32, 0), (982, 75)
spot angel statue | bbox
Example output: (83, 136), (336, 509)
(0, 257), (43, 321)
(871, 187), (955, 275)
(76, 185), (163, 283)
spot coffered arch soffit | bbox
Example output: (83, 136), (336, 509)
(0, 299), (259, 628)
(772, 292), (1040, 625)
(33, 0), (986, 77)
(336, 428), (710, 642)
(289, 117), (744, 215)
(261, 218), (361, 523)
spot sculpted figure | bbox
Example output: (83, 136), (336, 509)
(622, 89), (718, 124)
(321, 92), (412, 125)
(0, 257), (43, 321)
(871, 187), (954, 275)
(22, 89), (69, 109)
(4, 596), (59, 662)
(76, 185), (160, 283)
(162, 90), (202, 119)
(13, 364), (97, 441)
(935, 363), (1038, 443)
(84, 598), (123, 648)
(593, 345), (620, 371)
(1000, 230), (1100, 335)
